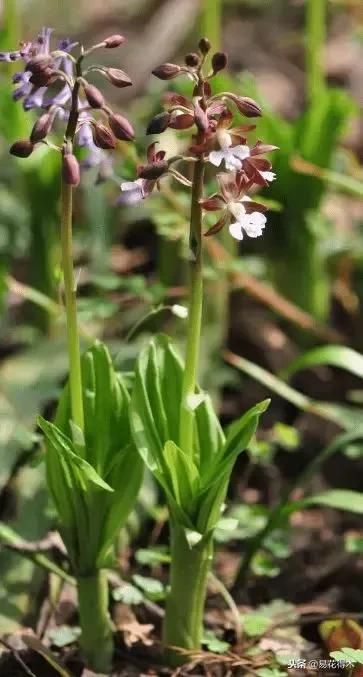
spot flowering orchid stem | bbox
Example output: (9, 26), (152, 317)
(179, 159), (205, 454)
(60, 178), (84, 432)
(306, 0), (326, 104)
(77, 571), (113, 672)
(163, 523), (213, 665)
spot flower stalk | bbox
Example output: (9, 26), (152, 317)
(179, 157), (205, 454)
(60, 178), (84, 433)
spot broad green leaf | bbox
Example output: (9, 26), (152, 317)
(38, 418), (113, 493)
(163, 440), (199, 508)
(202, 399), (270, 490)
(306, 490), (363, 514)
(282, 345), (363, 380)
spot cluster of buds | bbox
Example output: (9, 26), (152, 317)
(119, 38), (277, 241)
(1, 28), (134, 184)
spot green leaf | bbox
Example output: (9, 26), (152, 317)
(282, 345), (363, 380)
(241, 612), (271, 637)
(306, 490), (363, 514)
(132, 574), (165, 600)
(38, 418), (113, 493)
(202, 630), (230, 653)
(135, 547), (170, 566)
(330, 648), (363, 665)
(47, 625), (81, 648)
(112, 583), (144, 605)
(163, 440), (199, 508)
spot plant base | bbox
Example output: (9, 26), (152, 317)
(163, 523), (213, 666)
(77, 570), (114, 672)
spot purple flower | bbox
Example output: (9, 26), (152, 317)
(2, 27), (75, 110)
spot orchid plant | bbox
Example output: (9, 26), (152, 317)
(125, 40), (277, 662)
(1, 28), (143, 672)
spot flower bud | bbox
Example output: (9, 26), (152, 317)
(108, 113), (134, 141)
(10, 139), (34, 158)
(152, 63), (181, 80)
(168, 113), (195, 130)
(104, 34), (125, 48)
(62, 153), (80, 186)
(211, 51), (228, 73)
(106, 68), (132, 88)
(185, 52), (200, 68)
(232, 95), (262, 118)
(199, 37), (211, 55)
(27, 54), (53, 74)
(30, 112), (54, 142)
(138, 161), (168, 180)
(92, 123), (117, 149)
(146, 112), (171, 135)
(83, 83), (105, 109)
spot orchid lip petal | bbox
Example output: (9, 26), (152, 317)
(229, 222), (244, 240)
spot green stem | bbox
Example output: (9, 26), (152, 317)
(179, 160), (205, 455)
(60, 178), (84, 432)
(163, 523), (213, 664)
(77, 571), (114, 672)
(201, 0), (222, 56)
(306, 0), (327, 105)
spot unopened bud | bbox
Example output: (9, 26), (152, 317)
(106, 68), (132, 88)
(232, 95), (262, 118)
(168, 113), (194, 130)
(92, 123), (117, 149)
(10, 139), (34, 158)
(211, 51), (228, 73)
(30, 112), (54, 142)
(108, 113), (134, 141)
(104, 34), (125, 48)
(27, 54), (53, 74)
(146, 112), (171, 135)
(199, 37), (211, 55)
(185, 52), (200, 68)
(62, 153), (80, 186)
(152, 63), (181, 80)
(83, 83), (105, 109)
(138, 161), (168, 180)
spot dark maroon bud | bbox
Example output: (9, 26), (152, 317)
(211, 51), (228, 73)
(108, 113), (134, 141)
(146, 112), (171, 135)
(138, 161), (168, 180)
(29, 67), (55, 87)
(62, 153), (80, 186)
(232, 95), (262, 118)
(10, 139), (34, 158)
(104, 34), (125, 48)
(168, 113), (195, 130)
(30, 112), (54, 142)
(106, 68), (132, 88)
(92, 123), (117, 149)
(152, 63), (181, 80)
(185, 52), (200, 68)
(83, 83), (105, 109)
(199, 37), (211, 55)
(27, 55), (53, 74)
